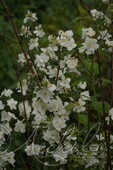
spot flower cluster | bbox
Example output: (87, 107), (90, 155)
(102, 0), (109, 3)
(0, 0), (113, 168)
(0, 10), (91, 168)
(79, 27), (99, 55)
(90, 9), (111, 25)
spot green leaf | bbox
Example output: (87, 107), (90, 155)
(78, 5), (88, 16)
(102, 78), (112, 85)
(78, 114), (88, 128)
(92, 101), (110, 114)
(85, 61), (99, 75)
(65, 103), (75, 111)
(71, 80), (80, 87)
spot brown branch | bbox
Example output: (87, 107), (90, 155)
(25, 41), (42, 83)
(76, 55), (96, 80)
(19, 151), (28, 169)
(17, 67), (29, 137)
(97, 51), (112, 170)
(55, 46), (61, 85)
(110, 47), (113, 106)
(79, 0), (91, 15)
(0, 0), (41, 88)
(0, 31), (30, 138)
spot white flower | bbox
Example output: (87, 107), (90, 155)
(48, 35), (58, 51)
(25, 143), (35, 156)
(18, 52), (29, 64)
(78, 82), (87, 89)
(47, 66), (62, 78)
(41, 47), (57, 59)
(23, 10), (37, 23)
(98, 30), (111, 40)
(33, 25), (45, 37)
(58, 30), (77, 51)
(17, 79), (28, 95)
(96, 133), (104, 141)
(36, 89), (53, 103)
(80, 91), (90, 101)
(7, 98), (17, 110)
(25, 143), (44, 156)
(20, 25), (31, 37)
(32, 113), (47, 126)
(1, 89), (13, 97)
(108, 47), (113, 53)
(106, 40), (113, 47)
(35, 53), (49, 68)
(49, 99), (60, 112)
(104, 16), (111, 25)
(34, 144), (45, 156)
(52, 116), (66, 131)
(109, 108), (113, 120)
(82, 27), (96, 39)
(47, 66), (57, 78)
(66, 58), (78, 70)
(52, 148), (68, 163)
(60, 60), (66, 68)
(1, 111), (16, 122)
(59, 30), (74, 37)
(14, 120), (26, 133)
(19, 101), (31, 120)
(64, 39), (77, 51)
(1, 123), (12, 134)
(47, 83), (56, 92)
(0, 130), (5, 142)
(29, 38), (39, 50)
(90, 9), (104, 20)
(43, 129), (60, 144)
(22, 79), (28, 95)
(32, 98), (48, 114)
(49, 97), (67, 117)
(6, 152), (15, 165)
(102, 0), (109, 4)
(110, 135), (113, 143)
(66, 58), (80, 75)
(58, 76), (71, 89)
(0, 101), (4, 110)
(90, 9), (111, 25)
(74, 98), (86, 113)
(79, 38), (99, 55)
(85, 155), (99, 168)
(105, 116), (110, 125)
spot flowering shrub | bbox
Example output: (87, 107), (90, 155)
(0, 0), (113, 169)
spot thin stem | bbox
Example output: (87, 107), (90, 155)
(26, 41), (42, 83)
(110, 47), (113, 106)
(97, 51), (112, 170)
(76, 55), (96, 80)
(79, 0), (91, 15)
(0, 0), (41, 87)
(17, 67), (29, 137)
(1, 33), (30, 138)
(55, 46), (61, 85)
(19, 151), (28, 169)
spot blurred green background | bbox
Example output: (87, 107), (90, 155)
(0, 0), (100, 90)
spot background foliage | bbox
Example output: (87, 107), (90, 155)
(0, 0), (100, 89)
